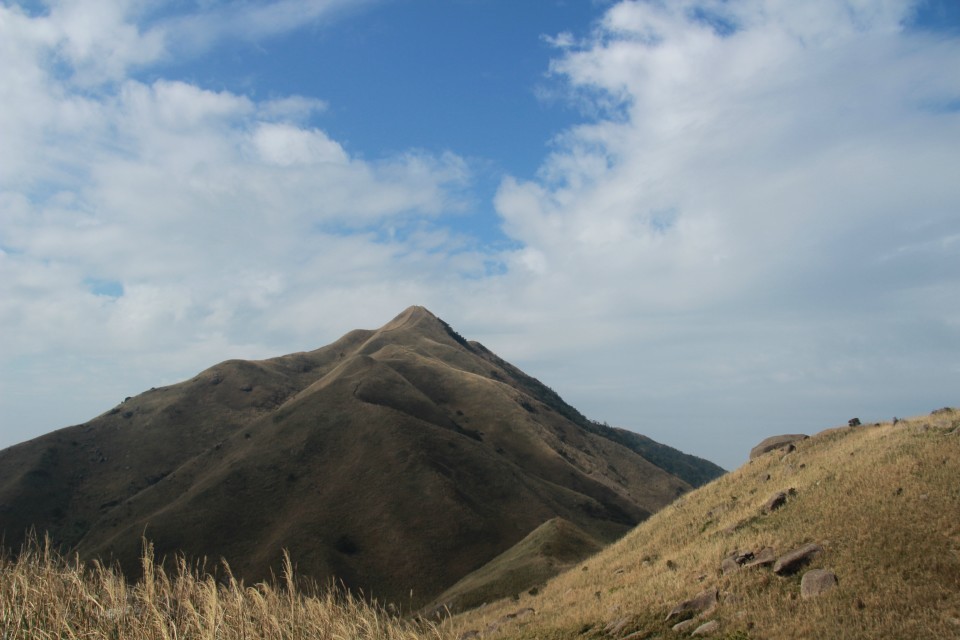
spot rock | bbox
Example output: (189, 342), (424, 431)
(604, 617), (630, 635)
(743, 547), (776, 568)
(721, 556), (740, 574)
(672, 619), (698, 633)
(801, 569), (838, 598)
(763, 491), (788, 513)
(773, 544), (824, 575)
(722, 519), (748, 535)
(484, 607), (535, 635)
(692, 620), (719, 636)
(665, 586), (718, 622)
(750, 434), (809, 460)
(502, 607), (534, 621)
(722, 550), (755, 574)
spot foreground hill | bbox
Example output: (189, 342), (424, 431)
(0, 306), (722, 609)
(449, 409), (960, 639)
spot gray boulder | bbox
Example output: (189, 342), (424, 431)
(672, 619), (698, 633)
(692, 620), (719, 636)
(773, 543), (824, 575)
(665, 587), (718, 622)
(763, 491), (788, 513)
(743, 547), (776, 569)
(801, 569), (838, 598)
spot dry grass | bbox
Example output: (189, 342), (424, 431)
(6, 408), (958, 640)
(0, 538), (443, 640)
(447, 409), (960, 639)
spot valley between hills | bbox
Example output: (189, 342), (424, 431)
(1, 307), (957, 639)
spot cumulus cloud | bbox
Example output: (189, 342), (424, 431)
(0, 0), (475, 446)
(483, 0), (960, 463)
(1, 0), (958, 469)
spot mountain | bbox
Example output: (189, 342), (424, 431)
(449, 408), (960, 639)
(0, 306), (723, 608)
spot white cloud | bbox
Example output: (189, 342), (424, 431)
(0, 0), (475, 448)
(159, 0), (378, 54)
(252, 123), (349, 166)
(1, 0), (958, 470)
(484, 0), (960, 464)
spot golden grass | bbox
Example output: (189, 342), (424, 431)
(0, 537), (443, 640)
(447, 409), (960, 639)
(5, 409), (958, 640)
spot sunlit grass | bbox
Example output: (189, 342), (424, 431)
(447, 409), (960, 639)
(0, 537), (444, 640)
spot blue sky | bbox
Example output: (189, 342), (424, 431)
(1, 0), (959, 470)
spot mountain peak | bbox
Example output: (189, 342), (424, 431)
(378, 305), (450, 337)
(391, 305), (438, 324)
(0, 306), (724, 611)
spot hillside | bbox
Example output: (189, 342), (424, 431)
(0, 306), (723, 609)
(425, 517), (605, 616)
(448, 408), (960, 639)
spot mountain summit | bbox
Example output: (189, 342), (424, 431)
(0, 307), (723, 608)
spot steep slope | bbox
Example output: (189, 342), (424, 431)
(426, 517), (604, 616)
(0, 306), (723, 608)
(449, 408), (960, 639)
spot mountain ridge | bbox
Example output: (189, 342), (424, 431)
(0, 306), (724, 608)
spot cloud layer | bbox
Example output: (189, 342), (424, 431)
(1, 0), (958, 468)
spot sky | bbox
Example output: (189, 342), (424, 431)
(1, 0), (958, 471)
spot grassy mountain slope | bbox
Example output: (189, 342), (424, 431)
(426, 517), (604, 616)
(448, 409), (960, 639)
(0, 306), (721, 609)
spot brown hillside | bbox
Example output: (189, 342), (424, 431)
(448, 409), (960, 639)
(0, 306), (723, 609)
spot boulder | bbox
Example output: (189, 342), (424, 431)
(722, 550), (756, 574)
(773, 544), (823, 575)
(801, 569), (838, 598)
(672, 619), (698, 633)
(742, 547), (776, 569)
(749, 434), (809, 460)
(665, 587), (718, 622)
(721, 556), (740, 575)
(604, 617), (630, 635)
(763, 491), (788, 513)
(692, 620), (719, 636)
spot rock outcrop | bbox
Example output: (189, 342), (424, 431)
(773, 543), (824, 575)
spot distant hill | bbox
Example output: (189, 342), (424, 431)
(449, 408), (960, 639)
(0, 306), (723, 609)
